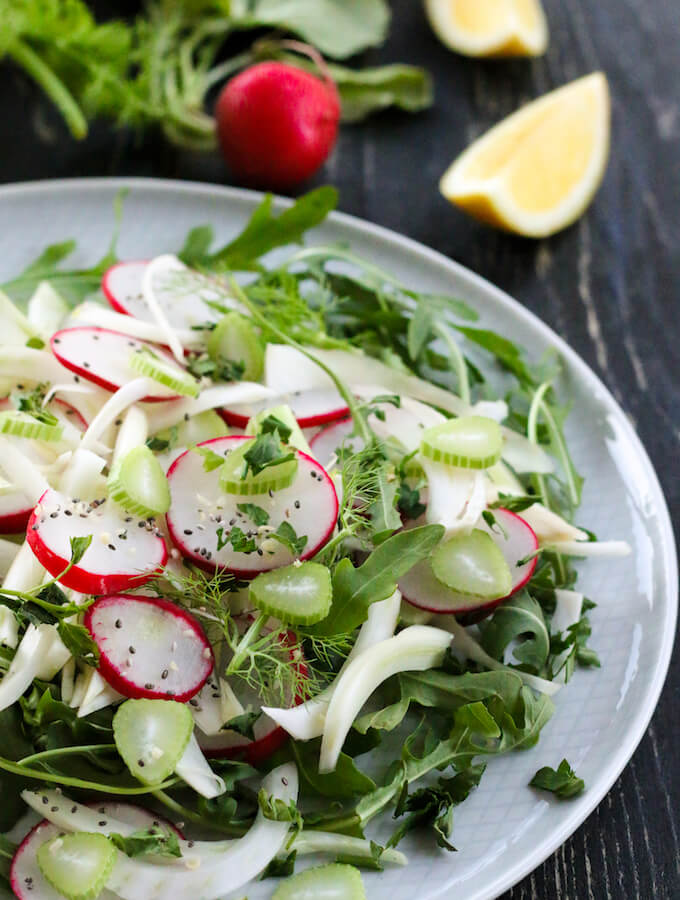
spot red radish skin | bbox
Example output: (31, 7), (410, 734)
(400, 509), (539, 616)
(26, 490), (168, 595)
(166, 436), (338, 578)
(10, 820), (63, 900)
(102, 260), (149, 316)
(215, 62), (340, 189)
(85, 595), (213, 702)
(50, 327), (182, 402)
(219, 391), (349, 430)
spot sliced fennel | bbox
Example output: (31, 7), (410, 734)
(0, 624), (70, 713)
(144, 382), (276, 433)
(175, 732), (226, 799)
(27, 281), (69, 339)
(262, 589), (401, 741)
(70, 300), (201, 348)
(319, 626), (452, 773)
(421, 457), (487, 536)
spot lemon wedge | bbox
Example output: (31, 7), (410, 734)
(424, 0), (549, 57)
(440, 73), (611, 238)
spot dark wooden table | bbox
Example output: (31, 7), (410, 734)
(1, 1), (678, 897)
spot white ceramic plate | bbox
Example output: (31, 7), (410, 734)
(0, 179), (676, 900)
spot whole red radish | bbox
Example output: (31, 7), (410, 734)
(215, 61), (340, 189)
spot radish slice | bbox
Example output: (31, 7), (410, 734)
(166, 437), (338, 577)
(26, 489), (168, 595)
(50, 327), (183, 402)
(400, 508), (538, 615)
(71, 301), (202, 349)
(221, 388), (349, 429)
(85, 594), (213, 702)
(102, 259), (227, 329)
(309, 417), (359, 469)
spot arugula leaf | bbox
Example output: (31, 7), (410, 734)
(270, 521), (308, 557)
(178, 225), (215, 267)
(237, 503), (270, 526)
(223, 710), (261, 740)
(231, 0), (390, 58)
(0, 832), (15, 885)
(530, 758), (585, 799)
(0, 705), (34, 831)
(407, 305), (434, 361)
(110, 826), (182, 859)
(261, 851), (297, 879)
(258, 791), (303, 833)
(389, 764), (486, 850)
(209, 188), (338, 272)
(366, 466), (401, 543)
(490, 493), (537, 513)
(58, 621), (100, 667)
(313, 524), (444, 635)
(454, 326), (538, 386)
(479, 591), (550, 672)
(292, 739), (375, 800)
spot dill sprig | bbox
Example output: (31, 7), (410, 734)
(148, 566), (351, 706)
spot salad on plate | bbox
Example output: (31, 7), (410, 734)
(0, 187), (629, 900)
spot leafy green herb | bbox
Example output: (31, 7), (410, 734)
(57, 621), (100, 667)
(16, 383), (58, 426)
(389, 764), (486, 850)
(146, 436), (170, 452)
(237, 503), (270, 526)
(223, 710), (260, 740)
(530, 759), (585, 799)
(397, 481), (426, 520)
(490, 494), (537, 513)
(313, 524), (444, 635)
(216, 526), (258, 554)
(187, 354), (245, 383)
(197, 446), (225, 472)
(242, 433), (296, 478)
(479, 591), (550, 672)
(261, 851), (297, 879)
(258, 414), (293, 443)
(258, 791), (303, 834)
(454, 326), (538, 387)
(110, 826), (182, 859)
(0, 833), (15, 885)
(69, 534), (93, 567)
(270, 521), (308, 558)
(292, 740), (375, 800)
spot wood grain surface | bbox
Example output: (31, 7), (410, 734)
(0, 1), (678, 897)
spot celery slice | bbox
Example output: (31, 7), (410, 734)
(0, 410), (62, 442)
(108, 446), (171, 517)
(129, 349), (200, 398)
(420, 415), (502, 468)
(250, 562), (332, 625)
(431, 530), (512, 599)
(219, 440), (297, 496)
(113, 699), (193, 785)
(272, 863), (366, 899)
(37, 832), (116, 900)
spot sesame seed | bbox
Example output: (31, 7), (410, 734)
(115, 619), (122, 629)
(129, 645), (136, 654)
(161, 669), (169, 679)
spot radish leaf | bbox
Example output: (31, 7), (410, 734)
(530, 758), (585, 799)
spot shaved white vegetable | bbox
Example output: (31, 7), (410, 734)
(421, 458), (487, 536)
(0, 538), (20, 581)
(290, 831), (407, 866)
(113, 406), (149, 465)
(77, 667), (124, 719)
(263, 589), (401, 742)
(145, 382), (276, 433)
(142, 255), (187, 363)
(60, 657), (76, 705)
(193, 679), (244, 736)
(319, 626), (452, 773)
(0, 346), (68, 384)
(3, 541), (44, 593)
(59, 448), (107, 498)
(70, 301), (202, 348)
(27, 281), (69, 339)
(175, 733), (226, 799)
(105, 764), (298, 900)
(0, 608), (18, 649)
(0, 437), (49, 503)
(544, 539), (632, 557)
(0, 624), (69, 712)
(521, 504), (588, 544)
(80, 378), (154, 450)
(0, 289), (39, 345)
(435, 615), (561, 696)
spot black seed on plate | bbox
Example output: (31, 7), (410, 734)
(138, 759), (145, 767)
(161, 669), (169, 679)
(83, 362), (91, 368)
(115, 418), (122, 426)
(54, 338), (61, 344)
(42, 796), (48, 805)
(294, 500), (301, 509)
(71, 806), (78, 813)
(50, 512), (58, 518)
(108, 543), (116, 551)
(183, 529), (193, 535)
(184, 413), (190, 421)
(115, 619), (122, 629)
(99, 821), (107, 827)
(257, 548), (264, 556)
(51, 806), (59, 813)
(64, 510), (72, 516)
(129, 645), (136, 654)
(144, 683), (154, 690)
(74, 375), (80, 383)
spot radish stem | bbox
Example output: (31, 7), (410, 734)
(8, 40), (88, 139)
(17, 744), (117, 767)
(0, 756), (179, 793)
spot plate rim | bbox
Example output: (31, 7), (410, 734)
(0, 175), (677, 899)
